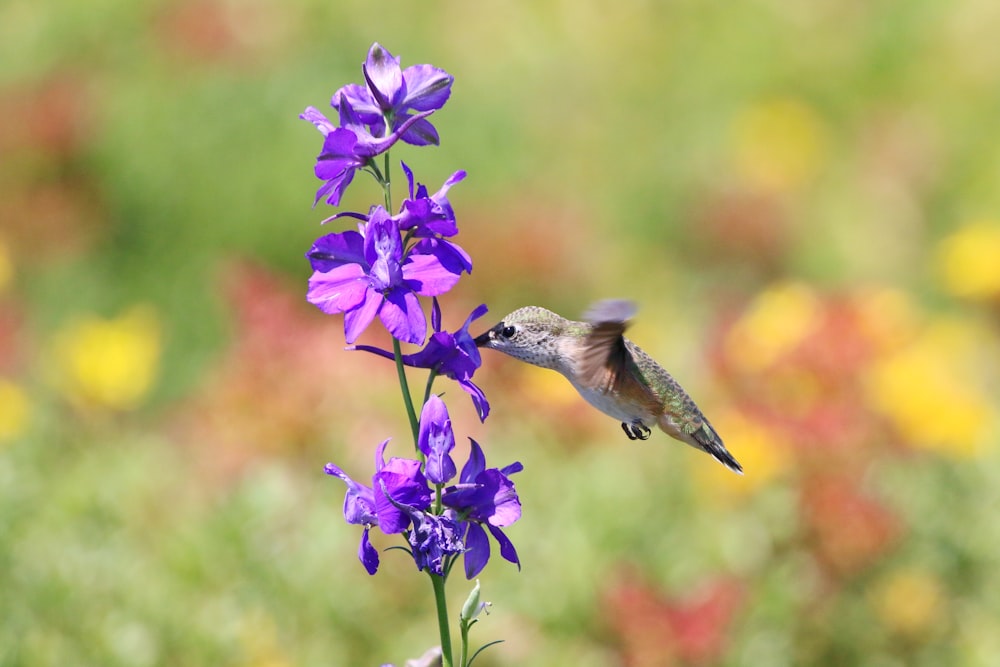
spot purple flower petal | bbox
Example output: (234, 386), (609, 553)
(402, 251), (463, 297)
(359, 527), (379, 575)
(406, 510), (464, 575)
(410, 238), (472, 277)
(353, 110), (435, 157)
(458, 378), (490, 422)
(379, 289), (427, 344)
(324, 462), (377, 525)
(365, 211), (404, 290)
(375, 439), (390, 472)
(319, 210), (369, 227)
(500, 461), (524, 477)
(430, 296), (443, 333)
(311, 127), (365, 206)
(395, 169), (466, 236)
(442, 169), (467, 190)
(299, 106), (336, 135)
(400, 64), (454, 112)
(332, 84), (382, 124)
(306, 263), (370, 315)
(312, 167), (356, 208)
(373, 457), (431, 534)
(343, 289), (381, 343)
(487, 524), (520, 570)
(443, 468), (521, 527)
(481, 469), (521, 527)
(398, 115), (440, 147)
(363, 43), (404, 112)
(460, 439), (487, 483)
(307, 230), (366, 272)
(463, 523), (490, 579)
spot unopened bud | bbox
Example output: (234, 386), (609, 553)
(461, 579), (482, 622)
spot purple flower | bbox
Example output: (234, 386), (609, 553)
(418, 395), (457, 484)
(300, 99), (434, 207)
(324, 458), (381, 575)
(326, 438), (522, 578)
(324, 165), (470, 265)
(373, 436), (463, 576)
(443, 440), (523, 578)
(335, 43), (453, 147)
(373, 440), (432, 534)
(306, 207), (465, 344)
(325, 440), (435, 576)
(394, 164), (472, 277)
(397, 163), (466, 238)
(352, 300), (490, 420)
(397, 501), (465, 576)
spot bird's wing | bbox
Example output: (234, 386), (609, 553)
(578, 300), (661, 412)
(583, 299), (637, 325)
(579, 300), (637, 391)
(579, 317), (630, 393)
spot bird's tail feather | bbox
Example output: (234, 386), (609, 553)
(690, 420), (744, 475)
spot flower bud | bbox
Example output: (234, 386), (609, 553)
(460, 579), (482, 623)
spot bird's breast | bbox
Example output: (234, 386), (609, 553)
(568, 379), (657, 424)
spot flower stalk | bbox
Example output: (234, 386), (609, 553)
(392, 335), (421, 450)
(300, 42), (521, 666)
(431, 572), (454, 667)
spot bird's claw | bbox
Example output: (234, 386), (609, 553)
(621, 422), (651, 441)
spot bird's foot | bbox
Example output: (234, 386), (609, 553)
(621, 421), (651, 441)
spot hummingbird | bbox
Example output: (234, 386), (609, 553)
(474, 299), (743, 474)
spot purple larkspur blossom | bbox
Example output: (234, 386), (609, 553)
(322, 166), (472, 273)
(396, 163), (466, 238)
(352, 299), (490, 420)
(372, 440), (432, 534)
(335, 43), (453, 146)
(379, 483), (465, 576)
(306, 207), (465, 344)
(418, 395), (457, 484)
(300, 98), (434, 207)
(325, 439), (435, 575)
(325, 414), (522, 578)
(324, 457), (381, 575)
(443, 440), (523, 578)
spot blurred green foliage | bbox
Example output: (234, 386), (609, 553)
(2, 0), (1000, 665)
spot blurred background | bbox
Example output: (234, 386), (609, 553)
(2, 0), (1000, 665)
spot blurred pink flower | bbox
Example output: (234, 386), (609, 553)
(801, 473), (903, 579)
(604, 572), (744, 667)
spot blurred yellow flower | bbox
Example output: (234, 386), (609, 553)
(0, 379), (30, 442)
(693, 409), (790, 503)
(725, 282), (821, 372)
(0, 236), (13, 294)
(732, 97), (827, 192)
(864, 317), (994, 457)
(50, 306), (161, 411)
(871, 567), (946, 640)
(935, 220), (1000, 300)
(853, 286), (920, 354)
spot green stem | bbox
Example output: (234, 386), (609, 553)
(423, 368), (440, 408)
(430, 572), (454, 667)
(383, 151), (393, 211)
(392, 337), (421, 451)
(459, 619), (470, 667)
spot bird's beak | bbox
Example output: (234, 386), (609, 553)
(473, 328), (494, 348)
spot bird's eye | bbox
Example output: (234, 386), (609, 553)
(500, 325), (517, 339)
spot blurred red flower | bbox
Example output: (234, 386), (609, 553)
(604, 572), (744, 667)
